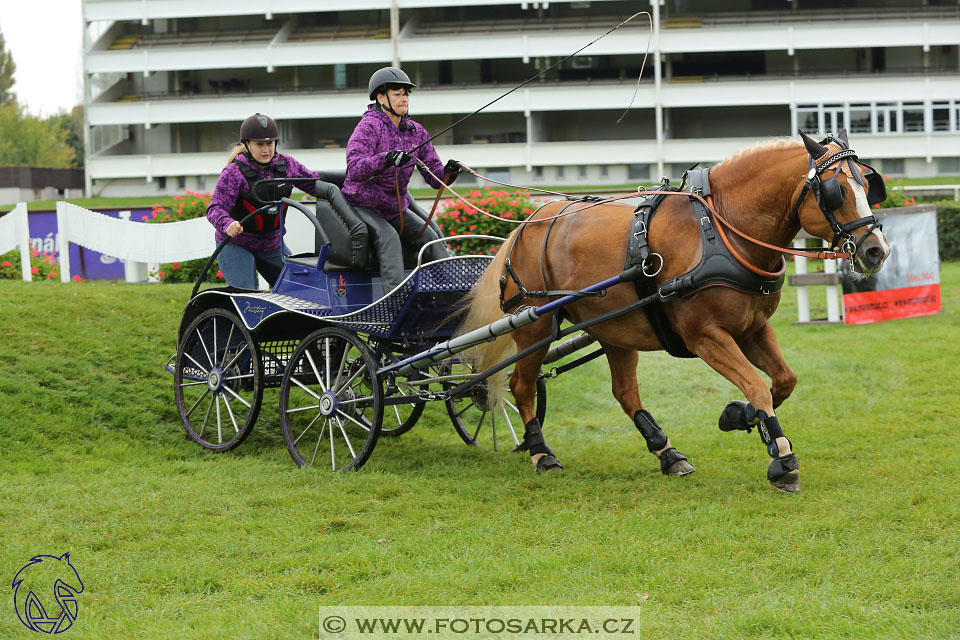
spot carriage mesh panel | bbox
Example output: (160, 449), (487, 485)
(258, 339), (300, 385)
(332, 257), (491, 334)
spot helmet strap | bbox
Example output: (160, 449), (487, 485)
(378, 93), (400, 117)
(242, 141), (277, 167)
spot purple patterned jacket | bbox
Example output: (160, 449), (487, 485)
(341, 105), (445, 221)
(206, 152), (320, 253)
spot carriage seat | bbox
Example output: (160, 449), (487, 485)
(284, 170), (443, 272)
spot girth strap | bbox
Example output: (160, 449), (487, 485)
(499, 200), (605, 312)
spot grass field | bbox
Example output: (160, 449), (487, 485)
(2, 265), (959, 639)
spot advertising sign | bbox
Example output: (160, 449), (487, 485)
(840, 208), (941, 324)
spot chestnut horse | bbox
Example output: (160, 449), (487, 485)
(458, 131), (890, 492)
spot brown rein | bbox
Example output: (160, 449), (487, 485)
(413, 161), (852, 269)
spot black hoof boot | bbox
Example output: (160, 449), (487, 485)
(535, 454), (563, 473)
(767, 453), (800, 493)
(718, 400), (756, 433)
(659, 448), (695, 476)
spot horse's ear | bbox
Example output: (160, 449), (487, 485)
(836, 128), (849, 146)
(799, 130), (827, 158)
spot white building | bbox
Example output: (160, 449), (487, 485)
(81, 0), (960, 197)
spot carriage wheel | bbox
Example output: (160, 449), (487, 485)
(174, 308), (263, 452)
(444, 361), (547, 450)
(279, 328), (383, 471)
(379, 359), (427, 437)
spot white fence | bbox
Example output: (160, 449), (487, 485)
(0, 203), (33, 281)
(56, 201), (216, 283)
(789, 239), (842, 325)
(55, 201), (318, 285)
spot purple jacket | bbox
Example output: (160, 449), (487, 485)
(341, 105), (445, 221)
(206, 152), (320, 253)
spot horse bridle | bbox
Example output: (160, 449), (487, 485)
(790, 136), (886, 256)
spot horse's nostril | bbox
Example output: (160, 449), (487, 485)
(866, 246), (883, 261)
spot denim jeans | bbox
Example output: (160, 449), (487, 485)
(218, 243), (284, 290)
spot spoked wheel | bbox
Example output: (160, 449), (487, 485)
(377, 352), (427, 438)
(444, 360), (547, 451)
(279, 328), (383, 471)
(174, 308), (263, 451)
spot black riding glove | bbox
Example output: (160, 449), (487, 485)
(385, 150), (412, 167)
(443, 159), (462, 184)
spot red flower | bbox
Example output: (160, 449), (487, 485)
(142, 215), (149, 221)
(216, 269), (223, 279)
(172, 262), (181, 270)
(31, 266), (39, 274)
(873, 203), (881, 209)
(521, 208), (533, 215)
(72, 275), (84, 282)
(468, 225), (476, 231)
(1, 261), (11, 267)
(157, 271), (166, 278)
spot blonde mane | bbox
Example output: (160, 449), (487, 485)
(714, 138), (803, 171)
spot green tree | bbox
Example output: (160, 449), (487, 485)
(0, 102), (76, 168)
(48, 106), (84, 168)
(0, 29), (15, 106)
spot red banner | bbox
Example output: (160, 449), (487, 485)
(843, 284), (941, 324)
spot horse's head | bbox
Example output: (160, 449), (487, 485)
(795, 129), (890, 273)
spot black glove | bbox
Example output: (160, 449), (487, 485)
(385, 150), (412, 167)
(443, 159), (462, 184)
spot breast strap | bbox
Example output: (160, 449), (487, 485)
(625, 169), (786, 358)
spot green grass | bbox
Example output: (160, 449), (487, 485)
(2, 266), (959, 639)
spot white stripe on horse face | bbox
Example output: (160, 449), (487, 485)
(849, 178), (891, 262)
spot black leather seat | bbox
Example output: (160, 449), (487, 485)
(286, 170), (444, 272)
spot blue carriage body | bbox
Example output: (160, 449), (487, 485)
(180, 243), (493, 348)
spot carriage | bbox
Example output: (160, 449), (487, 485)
(168, 173), (549, 471)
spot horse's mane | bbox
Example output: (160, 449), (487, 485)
(713, 138), (803, 171)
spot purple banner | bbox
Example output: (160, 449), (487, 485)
(28, 208), (154, 280)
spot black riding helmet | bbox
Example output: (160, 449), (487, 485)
(368, 67), (416, 100)
(240, 113), (280, 142)
(239, 113), (279, 166)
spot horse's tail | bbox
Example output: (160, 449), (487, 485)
(456, 236), (518, 411)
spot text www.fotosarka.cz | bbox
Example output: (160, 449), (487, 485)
(319, 607), (643, 639)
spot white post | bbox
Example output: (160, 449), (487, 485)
(793, 238), (810, 323)
(16, 203), (32, 281)
(56, 201), (72, 283)
(825, 258), (840, 322)
(124, 260), (147, 283)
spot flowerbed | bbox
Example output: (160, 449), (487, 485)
(435, 186), (543, 255)
(144, 191), (224, 284)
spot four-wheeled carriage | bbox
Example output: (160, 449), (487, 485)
(169, 173), (539, 470)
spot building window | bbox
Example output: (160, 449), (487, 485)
(556, 166), (565, 179)
(486, 167), (510, 183)
(578, 165), (587, 178)
(600, 165), (609, 178)
(158, 176), (167, 190)
(534, 166), (543, 179)
(932, 102), (952, 132)
(849, 105), (872, 134)
(627, 164), (649, 181)
(902, 103), (924, 133)
(177, 175), (186, 189)
(196, 175), (206, 190)
(937, 157), (960, 174)
(882, 159), (905, 175)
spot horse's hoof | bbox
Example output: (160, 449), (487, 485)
(768, 453), (800, 493)
(659, 448), (695, 476)
(534, 454), (563, 473)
